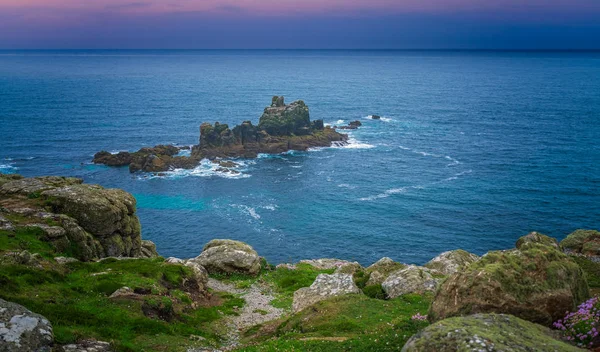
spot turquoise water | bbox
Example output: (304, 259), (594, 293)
(1, 50), (599, 265)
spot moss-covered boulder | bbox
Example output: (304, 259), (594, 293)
(429, 232), (589, 325)
(517, 231), (561, 250)
(292, 273), (362, 312)
(364, 257), (406, 286)
(382, 265), (441, 299)
(402, 313), (583, 352)
(424, 249), (479, 276)
(190, 239), (261, 276)
(561, 229), (600, 260)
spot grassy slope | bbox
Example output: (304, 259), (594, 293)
(0, 228), (244, 352)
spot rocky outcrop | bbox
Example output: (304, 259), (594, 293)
(561, 229), (600, 261)
(0, 175), (158, 261)
(292, 273), (362, 312)
(381, 265), (441, 298)
(93, 97), (348, 172)
(190, 239), (261, 276)
(402, 313), (583, 352)
(335, 120), (363, 130)
(299, 258), (360, 271)
(428, 232), (589, 325)
(0, 298), (54, 352)
(423, 249), (479, 276)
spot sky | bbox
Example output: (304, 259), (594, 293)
(0, 0), (599, 49)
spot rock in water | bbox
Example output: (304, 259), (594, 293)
(190, 239), (261, 276)
(428, 232), (589, 325)
(402, 313), (583, 352)
(424, 249), (480, 276)
(258, 98), (311, 136)
(371, 115), (381, 120)
(561, 229), (600, 260)
(381, 265), (441, 298)
(292, 273), (362, 312)
(0, 298), (54, 352)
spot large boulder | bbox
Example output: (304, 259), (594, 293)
(424, 249), (480, 276)
(190, 239), (261, 276)
(429, 232), (589, 325)
(292, 273), (362, 312)
(0, 298), (54, 352)
(382, 265), (441, 298)
(402, 313), (583, 352)
(561, 229), (600, 260)
(365, 257), (405, 286)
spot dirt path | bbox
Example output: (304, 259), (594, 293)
(207, 278), (285, 350)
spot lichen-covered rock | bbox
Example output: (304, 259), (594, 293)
(382, 265), (441, 299)
(140, 240), (159, 258)
(183, 261), (209, 292)
(54, 256), (79, 265)
(298, 258), (357, 270)
(59, 340), (112, 352)
(335, 262), (363, 275)
(0, 175), (153, 261)
(428, 232), (589, 325)
(0, 298), (53, 352)
(365, 257), (405, 286)
(402, 313), (583, 352)
(190, 239), (261, 276)
(0, 213), (14, 231)
(292, 273), (362, 312)
(424, 249), (480, 276)
(561, 229), (600, 260)
(42, 184), (142, 257)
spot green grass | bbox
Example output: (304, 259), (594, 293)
(0, 227), (58, 258)
(571, 255), (600, 294)
(0, 258), (244, 352)
(239, 294), (431, 351)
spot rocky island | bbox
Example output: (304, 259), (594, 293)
(93, 97), (349, 173)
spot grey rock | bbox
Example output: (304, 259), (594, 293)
(0, 298), (53, 352)
(191, 239), (261, 276)
(382, 265), (441, 298)
(292, 273), (362, 312)
(109, 287), (134, 299)
(298, 258), (357, 270)
(60, 340), (112, 352)
(424, 249), (480, 276)
(54, 257), (79, 265)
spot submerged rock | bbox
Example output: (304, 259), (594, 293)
(428, 232), (589, 325)
(292, 273), (362, 312)
(382, 265), (441, 298)
(190, 239), (261, 276)
(424, 249), (480, 276)
(0, 298), (54, 352)
(402, 313), (583, 352)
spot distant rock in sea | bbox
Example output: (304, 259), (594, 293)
(93, 96), (349, 173)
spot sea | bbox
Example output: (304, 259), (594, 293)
(1, 50), (599, 266)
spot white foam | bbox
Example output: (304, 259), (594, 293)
(262, 204), (278, 211)
(330, 135), (375, 150)
(364, 115), (393, 122)
(141, 158), (251, 180)
(338, 184), (357, 189)
(233, 204), (261, 220)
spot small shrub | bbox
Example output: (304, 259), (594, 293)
(362, 285), (386, 300)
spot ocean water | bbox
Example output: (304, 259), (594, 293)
(1, 50), (599, 266)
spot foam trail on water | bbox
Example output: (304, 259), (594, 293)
(140, 158), (251, 180)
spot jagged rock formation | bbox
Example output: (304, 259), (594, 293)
(428, 232), (589, 325)
(93, 96), (348, 172)
(402, 314), (583, 352)
(0, 174), (158, 261)
(561, 229), (600, 261)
